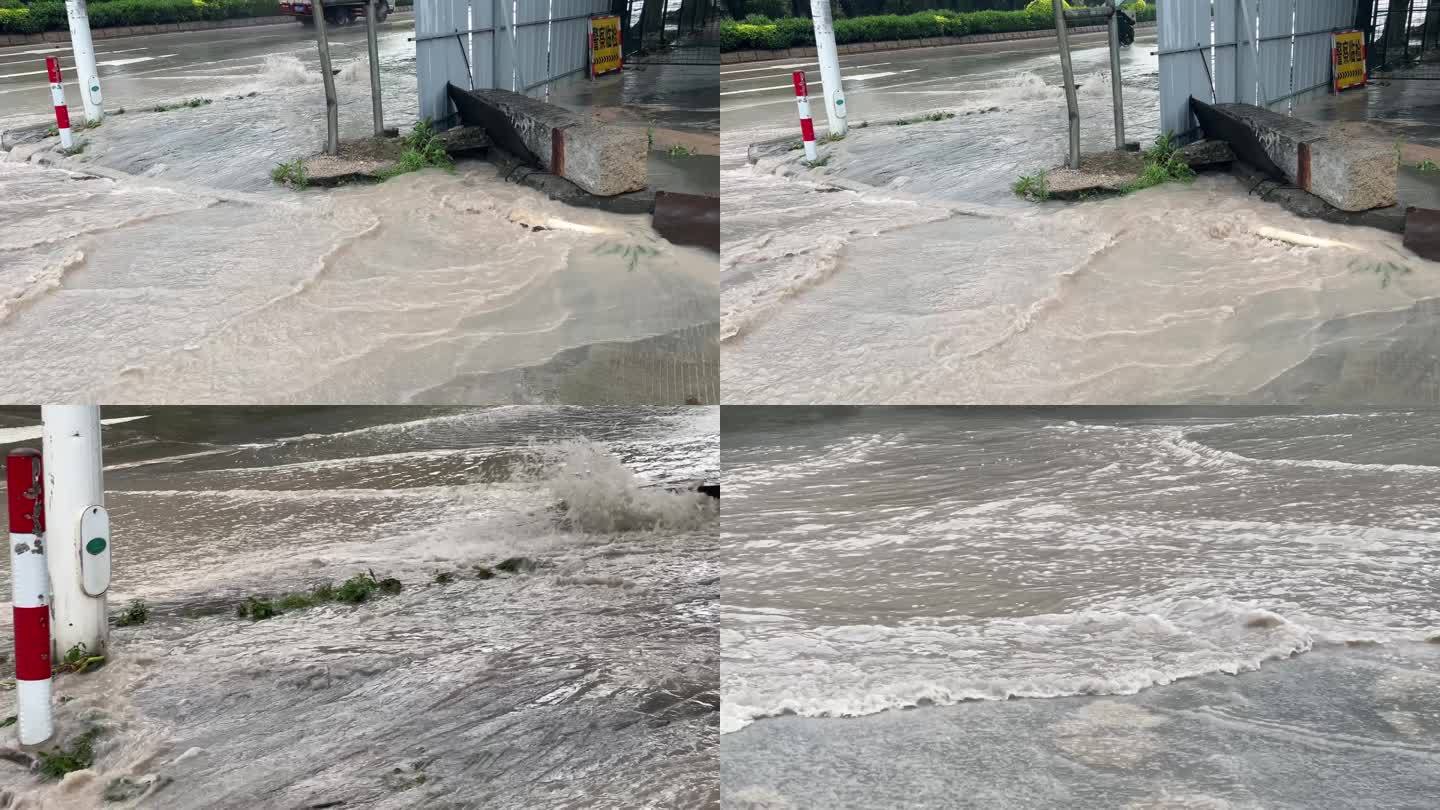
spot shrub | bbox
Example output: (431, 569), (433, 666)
(723, 8), (1067, 51)
(1, 0), (280, 34)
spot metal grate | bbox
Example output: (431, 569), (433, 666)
(1368, 0), (1440, 78)
(625, 0), (719, 65)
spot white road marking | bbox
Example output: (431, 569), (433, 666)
(0, 47), (150, 70)
(0, 53), (176, 80)
(721, 62), (813, 75)
(720, 69), (919, 96)
(722, 62), (891, 84)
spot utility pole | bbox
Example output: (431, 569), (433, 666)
(1107, 0), (1125, 149)
(41, 406), (109, 660)
(1054, 0), (1080, 169)
(366, 0), (384, 136)
(810, 0), (847, 137)
(314, 0), (341, 155)
(63, 0), (103, 124)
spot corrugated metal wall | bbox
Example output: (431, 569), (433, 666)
(416, 0), (475, 125)
(1158, 0), (1360, 140)
(417, 0), (614, 125)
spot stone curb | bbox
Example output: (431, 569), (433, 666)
(0, 10), (413, 46)
(720, 20), (1155, 64)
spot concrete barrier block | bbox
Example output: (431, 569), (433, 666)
(450, 87), (646, 197)
(1197, 101), (1396, 211)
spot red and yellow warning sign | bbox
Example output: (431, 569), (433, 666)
(1333, 30), (1367, 93)
(590, 15), (622, 78)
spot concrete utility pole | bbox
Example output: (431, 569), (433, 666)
(809, 0), (847, 137)
(1054, 0), (1080, 168)
(63, 0), (103, 124)
(41, 406), (109, 660)
(314, 0), (341, 155)
(1107, 0), (1126, 149)
(366, 0), (384, 136)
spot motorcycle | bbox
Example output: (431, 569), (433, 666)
(1117, 7), (1136, 47)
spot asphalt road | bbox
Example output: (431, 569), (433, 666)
(721, 28), (1159, 133)
(0, 15), (415, 128)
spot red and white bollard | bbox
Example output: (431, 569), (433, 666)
(45, 56), (73, 151)
(793, 70), (818, 163)
(7, 448), (52, 746)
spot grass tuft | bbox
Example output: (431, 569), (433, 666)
(271, 158), (308, 189)
(56, 642), (105, 675)
(667, 144), (694, 157)
(374, 120), (453, 181)
(1012, 171), (1049, 201)
(237, 571), (402, 620)
(38, 728), (102, 780)
(152, 97), (210, 112)
(114, 598), (149, 627)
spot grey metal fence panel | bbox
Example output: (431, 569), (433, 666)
(549, 0), (595, 90)
(416, 0), (474, 125)
(471, 0), (496, 91)
(1258, 0), (1294, 104)
(1158, 0), (1216, 138)
(1214, 0), (1240, 104)
(514, 0), (549, 95)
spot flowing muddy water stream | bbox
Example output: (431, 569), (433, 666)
(721, 407), (1440, 808)
(0, 39), (718, 404)
(0, 406), (719, 808)
(720, 43), (1440, 405)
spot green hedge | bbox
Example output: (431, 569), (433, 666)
(1, 0), (282, 34)
(722, 2), (1154, 51)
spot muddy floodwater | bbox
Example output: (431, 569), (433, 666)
(720, 41), (1440, 405)
(0, 38), (718, 404)
(0, 406), (719, 809)
(721, 407), (1440, 808)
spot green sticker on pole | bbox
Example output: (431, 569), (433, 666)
(79, 505), (111, 597)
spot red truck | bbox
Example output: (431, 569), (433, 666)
(279, 0), (394, 26)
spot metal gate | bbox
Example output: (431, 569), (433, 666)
(623, 0), (719, 65)
(416, 0), (612, 125)
(1157, 0), (1360, 141)
(1364, 1), (1440, 78)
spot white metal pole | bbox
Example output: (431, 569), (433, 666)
(64, 0), (103, 124)
(41, 405), (107, 659)
(809, 0), (847, 137)
(7, 449), (52, 746)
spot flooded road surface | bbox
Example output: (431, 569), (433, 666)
(721, 39), (1440, 405)
(0, 25), (719, 404)
(721, 407), (1440, 808)
(0, 406), (719, 808)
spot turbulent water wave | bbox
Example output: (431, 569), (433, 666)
(722, 410), (1440, 741)
(721, 599), (1427, 735)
